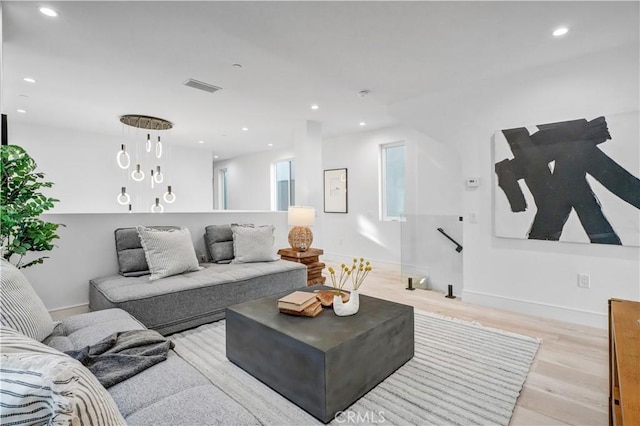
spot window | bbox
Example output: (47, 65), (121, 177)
(275, 159), (295, 211)
(218, 168), (228, 210)
(381, 142), (405, 220)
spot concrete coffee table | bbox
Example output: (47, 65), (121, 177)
(226, 286), (414, 423)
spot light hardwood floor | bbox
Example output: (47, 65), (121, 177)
(323, 260), (609, 426)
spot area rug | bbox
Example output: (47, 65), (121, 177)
(170, 310), (540, 426)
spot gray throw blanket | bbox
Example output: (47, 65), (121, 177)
(65, 329), (174, 388)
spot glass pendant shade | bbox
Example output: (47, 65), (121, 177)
(151, 197), (164, 213)
(155, 136), (163, 158)
(163, 185), (176, 204)
(117, 187), (131, 205)
(146, 133), (152, 152)
(128, 204), (132, 213)
(131, 164), (145, 181)
(150, 170), (155, 189)
(154, 166), (164, 184)
(116, 144), (131, 169)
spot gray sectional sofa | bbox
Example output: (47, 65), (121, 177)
(0, 260), (262, 425)
(1, 223), (310, 424)
(89, 225), (308, 335)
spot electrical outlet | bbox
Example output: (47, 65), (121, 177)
(469, 212), (478, 223)
(577, 273), (590, 289)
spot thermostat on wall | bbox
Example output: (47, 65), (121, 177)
(466, 177), (480, 187)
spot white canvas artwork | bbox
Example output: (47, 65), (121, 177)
(493, 111), (640, 246)
(324, 168), (348, 213)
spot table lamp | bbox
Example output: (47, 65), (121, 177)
(288, 206), (315, 251)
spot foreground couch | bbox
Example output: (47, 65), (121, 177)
(0, 259), (261, 425)
(89, 226), (308, 335)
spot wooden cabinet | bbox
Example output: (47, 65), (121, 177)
(278, 248), (326, 286)
(608, 299), (640, 426)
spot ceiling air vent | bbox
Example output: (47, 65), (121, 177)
(183, 78), (222, 94)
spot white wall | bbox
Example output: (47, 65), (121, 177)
(10, 122), (213, 213)
(20, 211), (289, 311)
(213, 147), (294, 211)
(321, 125), (463, 275)
(390, 44), (640, 327)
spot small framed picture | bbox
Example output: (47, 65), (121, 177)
(324, 168), (348, 213)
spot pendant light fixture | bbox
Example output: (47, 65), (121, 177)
(116, 144), (130, 169)
(155, 136), (163, 159)
(117, 114), (174, 212)
(154, 166), (164, 184)
(163, 185), (176, 204)
(151, 198), (164, 213)
(131, 164), (145, 181)
(117, 187), (130, 205)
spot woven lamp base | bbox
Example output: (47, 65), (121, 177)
(288, 226), (313, 251)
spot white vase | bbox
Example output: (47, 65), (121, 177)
(333, 289), (360, 316)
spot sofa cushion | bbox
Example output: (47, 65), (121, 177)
(114, 226), (179, 277)
(204, 224), (234, 263)
(43, 308), (145, 351)
(124, 385), (259, 426)
(0, 259), (54, 342)
(137, 226), (201, 281)
(108, 352), (211, 417)
(231, 224), (280, 264)
(0, 326), (126, 426)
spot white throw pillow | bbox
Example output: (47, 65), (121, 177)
(137, 226), (201, 281)
(0, 326), (126, 426)
(0, 259), (54, 342)
(231, 224), (280, 263)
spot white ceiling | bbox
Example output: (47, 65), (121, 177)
(2, 1), (638, 159)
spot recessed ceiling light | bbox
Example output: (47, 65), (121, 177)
(39, 7), (59, 17)
(23, 77), (37, 83)
(268, 143), (273, 147)
(553, 27), (569, 37)
(198, 140), (205, 144)
(311, 104), (319, 110)
(17, 109), (27, 114)
(214, 155), (219, 159)
(359, 122), (366, 126)
(242, 127), (249, 131)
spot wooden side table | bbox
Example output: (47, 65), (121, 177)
(278, 247), (327, 286)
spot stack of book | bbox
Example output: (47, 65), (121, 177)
(277, 291), (322, 317)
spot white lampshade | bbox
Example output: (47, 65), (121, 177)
(288, 206), (315, 227)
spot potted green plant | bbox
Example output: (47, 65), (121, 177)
(1, 145), (62, 268)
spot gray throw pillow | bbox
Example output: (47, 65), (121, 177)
(0, 259), (55, 342)
(231, 224), (280, 264)
(204, 225), (234, 264)
(137, 226), (201, 281)
(114, 226), (179, 276)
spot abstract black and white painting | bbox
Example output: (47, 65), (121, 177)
(494, 112), (640, 246)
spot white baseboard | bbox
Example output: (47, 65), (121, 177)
(49, 303), (90, 321)
(462, 290), (608, 329)
(322, 253), (400, 268)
